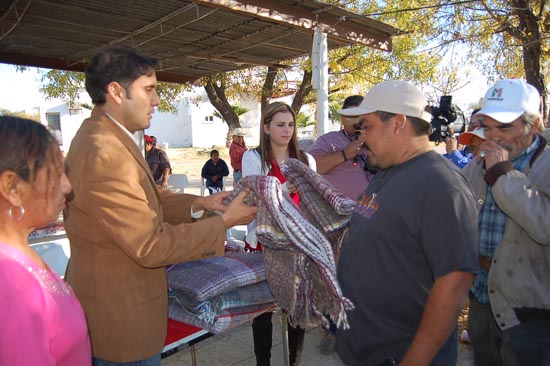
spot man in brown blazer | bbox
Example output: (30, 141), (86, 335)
(64, 47), (256, 365)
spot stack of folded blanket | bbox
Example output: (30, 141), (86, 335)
(167, 252), (275, 334)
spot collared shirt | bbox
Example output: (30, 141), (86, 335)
(104, 112), (142, 147)
(471, 135), (541, 304)
(307, 129), (374, 200)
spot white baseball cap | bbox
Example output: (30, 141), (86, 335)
(338, 80), (432, 124)
(232, 128), (247, 136)
(458, 127), (485, 145)
(477, 79), (540, 123)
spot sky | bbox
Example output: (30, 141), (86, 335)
(0, 64), (49, 112)
(0, 62), (488, 114)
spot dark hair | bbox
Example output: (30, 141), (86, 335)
(0, 116), (59, 183)
(85, 46), (158, 105)
(257, 101), (307, 172)
(342, 95), (363, 109)
(210, 149), (219, 157)
(376, 111), (430, 136)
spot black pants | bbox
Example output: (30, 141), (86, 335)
(252, 311), (305, 366)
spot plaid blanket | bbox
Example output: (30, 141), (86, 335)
(168, 294), (275, 334)
(168, 281), (274, 324)
(28, 222), (66, 241)
(167, 252), (265, 303)
(223, 159), (355, 329)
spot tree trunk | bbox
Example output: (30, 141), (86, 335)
(507, 0), (547, 125)
(203, 75), (240, 130)
(261, 66), (278, 112)
(291, 69), (313, 115)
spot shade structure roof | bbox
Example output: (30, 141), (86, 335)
(0, 0), (397, 83)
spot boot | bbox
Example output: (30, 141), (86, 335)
(287, 324), (305, 366)
(252, 312), (273, 366)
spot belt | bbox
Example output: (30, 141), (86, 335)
(234, 169), (241, 172)
(479, 256), (493, 271)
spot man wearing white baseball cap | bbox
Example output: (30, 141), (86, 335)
(334, 80), (478, 366)
(463, 78), (550, 365)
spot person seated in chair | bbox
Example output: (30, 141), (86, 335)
(201, 150), (229, 195)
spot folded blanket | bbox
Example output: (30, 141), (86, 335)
(167, 252), (265, 303)
(223, 159), (355, 329)
(169, 281), (274, 324)
(29, 222), (66, 241)
(168, 296), (275, 334)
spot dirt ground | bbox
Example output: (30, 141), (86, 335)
(167, 146), (230, 178)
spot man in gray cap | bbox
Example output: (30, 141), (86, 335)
(334, 80), (478, 366)
(463, 79), (550, 366)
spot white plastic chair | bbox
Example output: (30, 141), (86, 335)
(168, 174), (189, 193)
(200, 176), (227, 196)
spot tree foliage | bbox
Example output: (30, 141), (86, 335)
(35, 69), (187, 113)
(0, 108), (39, 121)
(333, 0), (549, 120)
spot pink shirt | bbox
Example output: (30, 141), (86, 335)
(308, 130), (373, 200)
(0, 244), (91, 366)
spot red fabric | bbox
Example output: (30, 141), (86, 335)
(164, 319), (203, 345)
(268, 159), (299, 206)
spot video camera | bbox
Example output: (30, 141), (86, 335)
(428, 95), (460, 144)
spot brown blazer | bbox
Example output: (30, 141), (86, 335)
(64, 108), (225, 362)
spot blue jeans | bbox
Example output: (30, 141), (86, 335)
(505, 318), (550, 365)
(206, 179), (223, 195)
(468, 294), (517, 366)
(92, 353), (161, 366)
(233, 170), (242, 188)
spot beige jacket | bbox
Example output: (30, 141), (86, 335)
(463, 136), (550, 330)
(64, 108), (225, 361)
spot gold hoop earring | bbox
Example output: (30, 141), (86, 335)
(8, 205), (25, 222)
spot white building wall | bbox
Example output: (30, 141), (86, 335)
(189, 96), (229, 148)
(40, 103), (91, 152)
(145, 99), (191, 148)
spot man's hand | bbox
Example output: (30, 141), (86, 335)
(478, 140), (509, 169)
(444, 136), (457, 155)
(212, 176), (219, 183)
(344, 139), (363, 160)
(222, 190), (257, 229)
(193, 191), (230, 212)
(161, 177), (169, 189)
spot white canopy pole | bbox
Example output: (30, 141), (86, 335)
(312, 26), (329, 137)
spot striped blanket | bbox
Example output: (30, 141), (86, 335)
(168, 294), (275, 334)
(224, 159), (356, 329)
(167, 252), (265, 303)
(168, 281), (274, 324)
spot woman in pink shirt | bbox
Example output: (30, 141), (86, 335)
(0, 116), (91, 366)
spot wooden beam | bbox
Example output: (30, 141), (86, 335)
(196, 0), (395, 51)
(0, 53), (198, 84)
